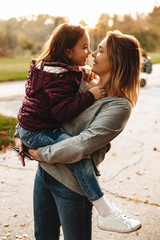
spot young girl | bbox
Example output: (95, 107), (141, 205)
(16, 24), (141, 234)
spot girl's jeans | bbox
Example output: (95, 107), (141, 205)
(17, 124), (103, 202)
(34, 164), (93, 240)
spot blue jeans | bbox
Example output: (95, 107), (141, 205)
(17, 125), (70, 148)
(34, 164), (93, 240)
(17, 125), (103, 201)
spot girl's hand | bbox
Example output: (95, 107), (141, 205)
(89, 86), (107, 100)
(81, 65), (99, 82)
(14, 137), (26, 167)
(28, 149), (42, 162)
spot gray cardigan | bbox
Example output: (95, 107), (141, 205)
(38, 96), (132, 196)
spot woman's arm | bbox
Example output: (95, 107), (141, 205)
(37, 98), (132, 164)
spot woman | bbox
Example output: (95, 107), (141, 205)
(15, 30), (141, 240)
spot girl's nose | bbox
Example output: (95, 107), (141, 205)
(88, 48), (91, 55)
(92, 51), (96, 57)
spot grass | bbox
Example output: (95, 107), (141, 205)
(147, 52), (160, 64)
(0, 114), (17, 149)
(0, 57), (31, 82)
(0, 52), (159, 82)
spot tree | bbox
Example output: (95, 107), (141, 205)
(90, 13), (110, 51)
(147, 6), (160, 50)
(0, 9), (160, 57)
(0, 23), (17, 57)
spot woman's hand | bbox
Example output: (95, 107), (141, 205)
(14, 137), (42, 165)
(28, 149), (41, 162)
(14, 137), (26, 167)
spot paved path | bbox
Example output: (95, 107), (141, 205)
(0, 80), (25, 118)
(0, 64), (160, 239)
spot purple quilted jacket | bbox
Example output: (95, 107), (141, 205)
(18, 61), (95, 131)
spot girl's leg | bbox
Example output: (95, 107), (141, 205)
(72, 158), (103, 202)
(34, 164), (61, 240)
(17, 125), (70, 149)
(72, 159), (142, 234)
(72, 159), (114, 217)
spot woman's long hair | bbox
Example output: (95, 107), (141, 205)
(107, 31), (141, 107)
(35, 23), (86, 67)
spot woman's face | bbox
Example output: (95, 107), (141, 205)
(92, 37), (111, 77)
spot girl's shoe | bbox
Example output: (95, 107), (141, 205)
(97, 204), (141, 233)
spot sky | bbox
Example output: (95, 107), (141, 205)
(1, 0), (160, 28)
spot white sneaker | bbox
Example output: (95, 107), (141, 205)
(97, 204), (142, 233)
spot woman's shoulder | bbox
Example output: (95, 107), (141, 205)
(100, 96), (131, 107)
(113, 96), (132, 109)
(96, 96), (132, 117)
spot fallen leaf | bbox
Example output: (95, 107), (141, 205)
(112, 152), (116, 156)
(20, 223), (26, 227)
(144, 200), (149, 204)
(119, 179), (124, 182)
(4, 224), (9, 227)
(136, 171), (144, 175)
(23, 233), (28, 238)
(134, 212), (140, 216)
(134, 197), (139, 202)
(16, 235), (22, 239)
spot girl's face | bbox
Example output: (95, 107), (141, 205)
(92, 37), (112, 78)
(66, 32), (91, 67)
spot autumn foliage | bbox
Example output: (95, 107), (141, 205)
(0, 6), (160, 58)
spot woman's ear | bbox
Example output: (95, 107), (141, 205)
(66, 49), (72, 59)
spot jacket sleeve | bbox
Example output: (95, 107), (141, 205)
(43, 73), (95, 122)
(37, 99), (132, 164)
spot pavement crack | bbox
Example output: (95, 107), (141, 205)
(106, 155), (143, 182)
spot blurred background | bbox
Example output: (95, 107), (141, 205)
(0, 0), (160, 82)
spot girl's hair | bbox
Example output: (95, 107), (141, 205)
(35, 23), (86, 67)
(106, 30), (141, 107)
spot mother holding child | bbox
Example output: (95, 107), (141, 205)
(14, 23), (142, 240)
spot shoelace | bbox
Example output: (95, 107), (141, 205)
(112, 203), (131, 227)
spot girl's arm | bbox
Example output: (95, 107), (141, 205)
(80, 65), (99, 82)
(44, 73), (105, 123)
